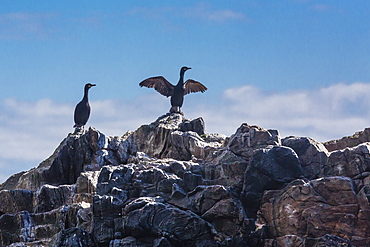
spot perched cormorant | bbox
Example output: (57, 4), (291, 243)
(73, 83), (96, 129)
(139, 67), (207, 113)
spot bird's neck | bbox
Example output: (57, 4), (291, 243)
(83, 89), (89, 100)
(177, 71), (185, 86)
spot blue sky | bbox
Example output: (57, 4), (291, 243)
(1, 1), (370, 182)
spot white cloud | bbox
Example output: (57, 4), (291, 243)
(1, 82), (370, 183)
(195, 82), (370, 141)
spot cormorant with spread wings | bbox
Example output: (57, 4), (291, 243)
(139, 66), (207, 113)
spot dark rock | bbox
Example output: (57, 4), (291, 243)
(0, 213), (21, 246)
(282, 136), (329, 179)
(43, 128), (104, 186)
(109, 236), (137, 247)
(49, 227), (95, 247)
(179, 117), (205, 136)
(34, 184), (75, 213)
(241, 146), (302, 215)
(305, 234), (352, 247)
(2, 127), (108, 191)
(122, 197), (216, 246)
(0, 189), (33, 215)
(325, 143), (370, 183)
(0, 171), (26, 190)
(153, 237), (173, 247)
(205, 149), (249, 191)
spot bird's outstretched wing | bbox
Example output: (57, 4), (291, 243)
(184, 79), (207, 95)
(139, 76), (174, 97)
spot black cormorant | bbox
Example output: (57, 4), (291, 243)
(73, 83), (96, 129)
(139, 67), (207, 113)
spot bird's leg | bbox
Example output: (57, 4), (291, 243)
(170, 106), (182, 113)
(73, 126), (85, 135)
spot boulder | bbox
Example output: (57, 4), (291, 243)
(179, 117), (206, 135)
(122, 197), (216, 246)
(326, 143), (370, 184)
(241, 146), (302, 215)
(226, 123), (281, 159)
(258, 177), (369, 243)
(170, 185), (253, 238)
(282, 136), (329, 179)
(49, 227), (95, 247)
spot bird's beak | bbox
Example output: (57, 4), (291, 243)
(187, 67), (192, 70)
(91, 84), (96, 87)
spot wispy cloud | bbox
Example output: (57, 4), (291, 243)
(0, 12), (59, 39)
(308, 3), (343, 13)
(128, 2), (247, 26)
(1, 82), (370, 183)
(0, 11), (103, 40)
(186, 2), (247, 23)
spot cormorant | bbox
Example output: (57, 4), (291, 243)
(73, 83), (96, 130)
(139, 67), (207, 113)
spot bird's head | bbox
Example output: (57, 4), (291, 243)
(84, 83), (96, 90)
(84, 83), (96, 93)
(86, 83), (96, 88)
(180, 66), (191, 75)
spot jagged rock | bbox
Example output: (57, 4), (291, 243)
(324, 127), (370, 152)
(204, 149), (249, 190)
(325, 143), (370, 186)
(34, 184), (75, 213)
(241, 146), (302, 215)
(258, 177), (370, 243)
(128, 113), (224, 161)
(226, 123), (281, 159)
(0, 189), (33, 215)
(1, 127), (108, 191)
(179, 117), (206, 136)
(169, 184), (253, 237)
(49, 227), (95, 247)
(75, 171), (100, 194)
(0, 213), (22, 246)
(282, 136), (329, 179)
(122, 196), (216, 246)
(2, 115), (370, 246)
(305, 234), (352, 247)
(0, 171), (26, 191)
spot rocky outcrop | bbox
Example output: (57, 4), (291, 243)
(1, 113), (370, 246)
(258, 177), (369, 246)
(324, 127), (370, 152)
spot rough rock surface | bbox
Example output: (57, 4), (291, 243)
(0, 113), (370, 246)
(324, 127), (370, 152)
